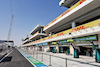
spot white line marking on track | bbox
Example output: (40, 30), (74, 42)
(0, 50), (13, 62)
(17, 48), (37, 67)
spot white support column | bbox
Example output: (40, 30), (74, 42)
(50, 32), (52, 36)
(70, 45), (74, 55)
(42, 46), (44, 51)
(72, 22), (76, 28)
(41, 28), (43, 33)
(33, 46), (35, 51)
(98, 34), (100, 48)
(56, 44), (59, 53)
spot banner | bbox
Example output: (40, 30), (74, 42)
(73, 35), (97, 41)
(25, 19), (100, 46)
(44, 0), (86, 28)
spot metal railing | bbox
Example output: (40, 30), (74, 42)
(32, 51), (68, 67)
(21, 49), (100, 67)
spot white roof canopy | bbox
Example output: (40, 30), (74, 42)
(30, 25), (44, 35)
(59, 0), (79, 7)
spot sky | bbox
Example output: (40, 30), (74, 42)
(0, 0), (68, 47)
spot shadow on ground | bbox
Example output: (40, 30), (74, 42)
(1, 56), (12, 62)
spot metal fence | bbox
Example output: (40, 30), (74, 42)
(32, 51), (68, 67)
(24, 50), (100, 67)
(16, 48), (100, 67)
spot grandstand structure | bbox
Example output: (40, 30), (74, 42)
(22, 0), (100, 60)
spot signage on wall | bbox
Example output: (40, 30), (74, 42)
(44, 0), (86, 28)
(67, 39), (73, 42)
(73, 35), (97, 41)
(42, 19), (100, 42)
(43, 43), (48, 45)
(36, 44), (39, 46)
(25, 19), (100, 46)
(57, 40), (71, 45)
(49, 42), (57, 45)
(57, 35), (97, 44)
(58, 40), (67, 44)
(72, 25), (86, 32)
